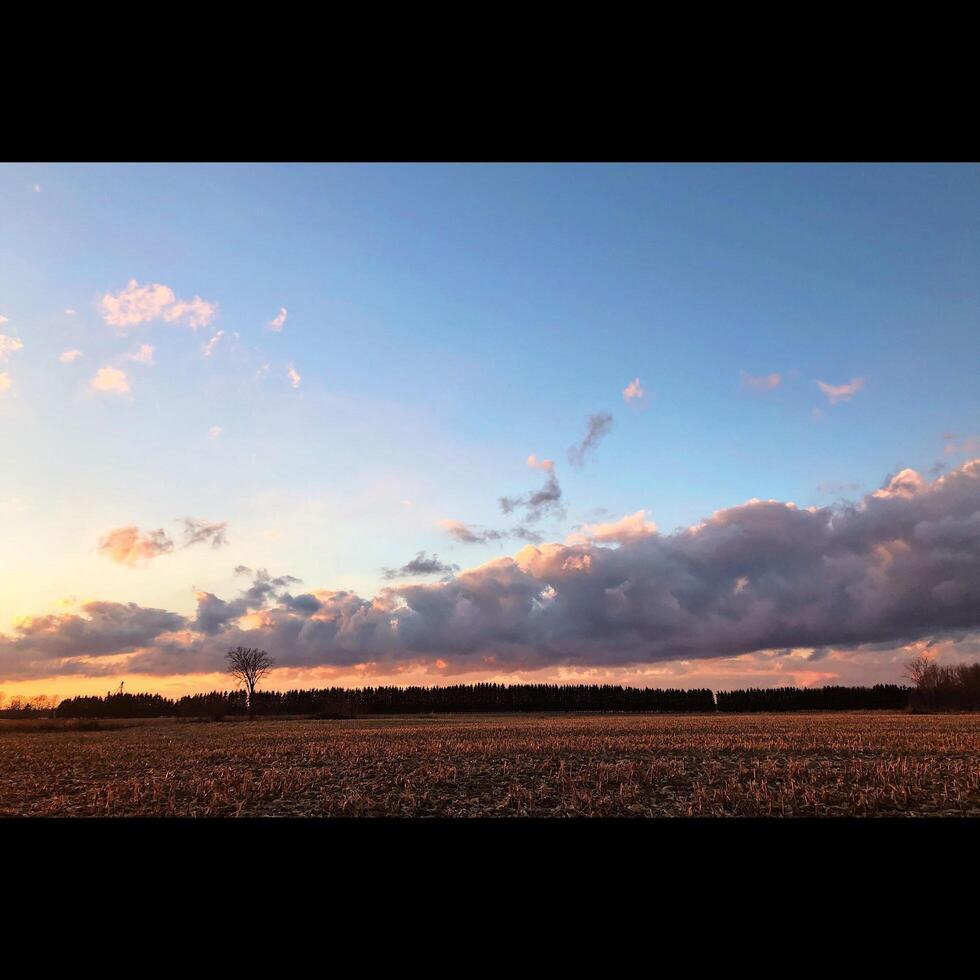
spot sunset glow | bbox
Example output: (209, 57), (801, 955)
(2, 163), (979, 702)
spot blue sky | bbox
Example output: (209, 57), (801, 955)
(1, 163), (978, 694)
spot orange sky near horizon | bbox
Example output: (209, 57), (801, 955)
(0, 641), (936, 704)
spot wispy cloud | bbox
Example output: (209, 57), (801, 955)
(500, 455), (564, 523)
(0, 335), (23, 361)
(59, 349), (83, 363)
(440, 520), (506, 545)
(207, 426), (223, 440)
(202, 331), (224, 357)
(90, 366), (130, 394)
(181, 518), (229, 549)
(0, 373), (11, 394)
(122, 344), (155, 364)
(741, 371), (782, 391)
(288, 365), (301, 389)
(382, 552), (460, 580)
(816, 377), (865, 405)
(568, 413), (613, 468)
(99, 279), (217, 330)
(440, 519), (542, 546)
(267, 308), (287, 332)
(945, 435), (980, 456)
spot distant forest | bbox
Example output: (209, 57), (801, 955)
(0, 682), (918, 719)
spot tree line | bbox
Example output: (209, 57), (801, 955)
(905, 656), (980, 712)
(715, 684), (909, 712)
(48, 682), (927, 718)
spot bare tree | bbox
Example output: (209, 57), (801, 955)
(225, 647), (275, 718)
(905, 654), (935, 688)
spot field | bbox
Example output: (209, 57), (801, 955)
(2, 712), (980, 817)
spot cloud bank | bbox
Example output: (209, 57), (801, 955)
(7, 458), (977, 682)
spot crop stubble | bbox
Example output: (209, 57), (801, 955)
(1, 712), (979, 817)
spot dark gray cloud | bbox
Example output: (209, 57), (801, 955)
(443, 521), (544, 546)
(6, 460), (980, 681)
(568, 413), (613, 468)
(182, 518), (229, 549)
(382, 552), (460, 581)
(499, 470), (563, 523)
(192, 568), (301, 634)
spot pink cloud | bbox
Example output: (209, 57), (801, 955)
(97, 526), (174, 567)
(99, 279), (217, 330)
(0, 335), (24, 362)
(89, 366), (130, 394)
(566, 509), (658, 546)
(741, 371), (781, 391)
(816, 377), (865, 404)
(123, 344), (154, 364)
(622, 377), (647, 403)
(267, 307), (287, 332)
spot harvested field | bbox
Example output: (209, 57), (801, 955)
(1, 712), (979, 817)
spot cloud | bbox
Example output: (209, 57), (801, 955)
(568, 413), (613, 468)
(267, 308), (287, 332)
(64, 309), (76, 316)
(382, 552), (461, 581)
(99, 279), (217, 330)
(90, 366), (130, 394)
(0, 373), (10, 394)
(439, 520), (542, 546)
(566, 509), (658, 545)
(499, 456), (564, 522)
(122, 344), (154, 364)
(207, 426), (223, 440)
(7, 459), (980, 681)
(0, 315), (8, 325)
(2, 601), (186, 669)
(0, 335), (23, 361)
(622, 378), (647, 403)
(202, 331), (224, 357)
(816, 377), (865, 405)
(440, 520), (508, 545)
(741, 371), (781, 391)
(59, 349), (84, 363)
(181, 519), (229, 550)
(945, 435), (980, 456)
(165, 298), (217, 330)
(288, 365), (301, 389)
(98, 527), (174, 567)
(816, 480), (862, 497)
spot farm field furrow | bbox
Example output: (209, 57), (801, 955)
(2, 712), (979, 818)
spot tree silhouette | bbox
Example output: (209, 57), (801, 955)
(225, 647), (274, 717)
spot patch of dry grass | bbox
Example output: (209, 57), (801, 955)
(1, 712), (979, 817)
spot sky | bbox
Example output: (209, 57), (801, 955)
(1, 162), (979, 700)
